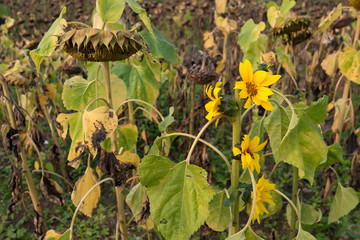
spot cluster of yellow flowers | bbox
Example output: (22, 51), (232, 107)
(205, 60), (280, 224)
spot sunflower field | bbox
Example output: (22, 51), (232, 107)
(1, 0), (360, 239)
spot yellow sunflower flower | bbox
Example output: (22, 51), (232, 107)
(232, 135), (267, 173)
(234, 60), (281, 111)
(205, 82), (222, 125)
(251, 176), (276, 224)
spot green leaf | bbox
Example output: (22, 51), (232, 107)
(112, 59), (160, 106)
(117, 123), (138, 151)
(328, 182), (359, 223)
(317, 143), (343, 170)
(96, 0), (125, 24)
(62, 76), (106, 111)
(264, 100), (328, 184)
(294, 226), (317, 240)
(30, 8), (66, 72)
(226, 227), (264, 240)
(302, 95), (328, 124)
(300, 203), (322, 225)
(140, 27), (177, 63)
(125, 0), (154, 37)
(243, 34), (268, 68)
(316, 4), (342, 34)
(280, 0), (295, 15)
(338, 47), (360, 84)
(159, 107), (174, 132)
(276, 47), (296, 76)
(267, 6), (278, 28)
(206, 190), (231, 232)
(237, 19), (265, 53)
(139, 156), (215, 240)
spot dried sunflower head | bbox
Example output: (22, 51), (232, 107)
(271, 16), (312, 45)
(348, 0), (360, 10)
(59, 28), (147, 62)
(272, 16), (312, 36)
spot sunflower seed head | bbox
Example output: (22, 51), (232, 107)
(60, 28), (147, 62)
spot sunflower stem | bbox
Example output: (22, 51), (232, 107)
(290, 166), (299, 239)
(230, 89), (242, 236)
(103, 62), (127, 240)
(190, 81), (195, 135)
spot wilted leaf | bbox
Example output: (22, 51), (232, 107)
(71, 167), (101, 217)
(316, 4), (342, 34)
(328, 182), (359, 223)
(30, 8), (67, 72)
(139, 156), (215, 240)
(261, 51), (276, 65)
(34, 210), (45, 237)
(321, 52), (338, 76)
(98, 149), (138, 186)
(216, 17), (237, 35)
(338, 47), (360, 84)
(40, 176), (65, 206)
(5, 128), (22, 161)
(206, 190), (231, 232)
(125, 183), (154, 229)
(7, 165), (22, 216)
(41, 229), (71, 240)
(96, 0), (125, 24)
(215, 0), (227, 14)
(82, 106), (118, 157)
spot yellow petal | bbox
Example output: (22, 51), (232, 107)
(261, 74), (281, 86)
(261, 100), (274, 111)
(257, 87), (274, 101)
(244, 97), (252, 108)
(233, 147), (241, 156)
(252, 95), (262, 105)
(253, 70), (267, 84)
(234, 81), (246, 90)
(249, 136), (260, 150)
(241, 135), (250, 151)
(239, 59), (253, 82)
(249, 139), (268, 153)
(239, 89), (249, 98)
(214, 82), (222, 98)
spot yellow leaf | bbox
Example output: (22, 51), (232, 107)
(83, 106), (118, 157)
(203, 31), (218, 58)
(71, 167), (100, 217)
(43, 229), (71, 240)
(216, 17), (237, 35)
(116, 151), (140, 169)
(215, 0), (227, 14)
(43, 83), (57, 100)
(261, 51), (276, 65)
(321, 52), (338, 76)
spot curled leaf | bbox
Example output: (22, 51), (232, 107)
(40, 176), (65, 206)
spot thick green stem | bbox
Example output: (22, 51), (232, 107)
(103, 62), (127, 240)
(0, 74), (45, 226)
(290, 167), (299, 239)
(115, 187), (128, 240)
(230, 89), (242, 235)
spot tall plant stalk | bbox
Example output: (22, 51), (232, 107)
(0, 74), (45, 226)
(103, 62), (128, 240)
(230, 89), (242, 235)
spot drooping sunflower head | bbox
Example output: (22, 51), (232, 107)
(205, 82), (222, 125)
(59, 28), (147, 62)
(251, 176), (276, 224)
